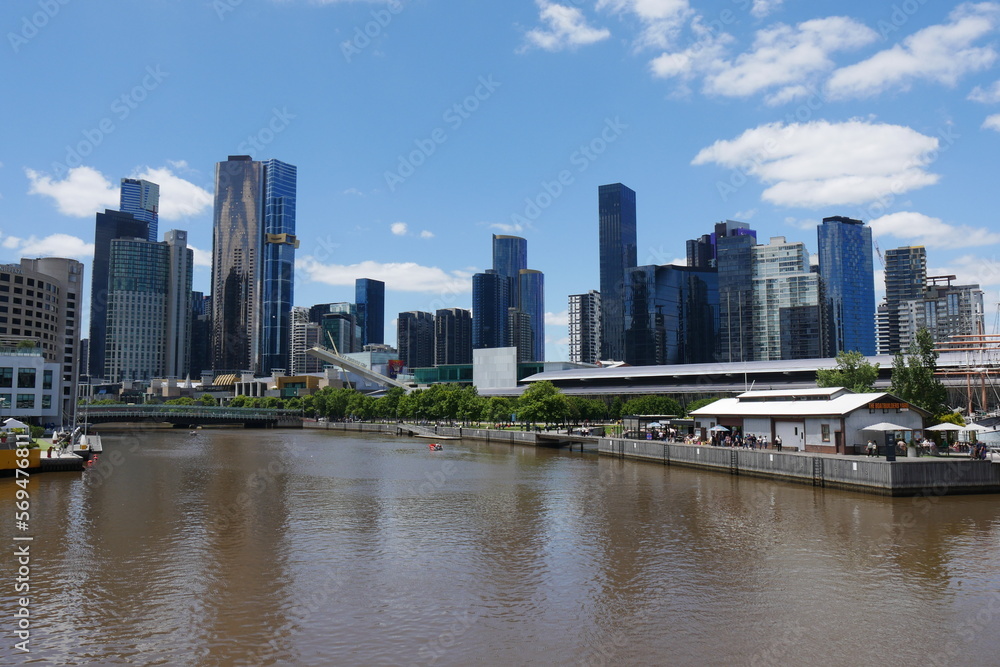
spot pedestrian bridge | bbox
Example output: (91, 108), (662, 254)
(82, 405), (302, 428)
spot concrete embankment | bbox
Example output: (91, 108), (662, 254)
(303, 421), (1000, 496)
(599, 438), (1000, 496)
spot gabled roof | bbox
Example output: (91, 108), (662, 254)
(689, 389), (932, 418)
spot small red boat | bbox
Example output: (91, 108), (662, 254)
(428, 443), (443, 451)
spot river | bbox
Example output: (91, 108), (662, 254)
(1, 428), (999, 666)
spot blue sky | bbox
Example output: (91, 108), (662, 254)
(3, 0), (1000, 361)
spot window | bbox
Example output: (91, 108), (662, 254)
(0, 368), (11, 388)
(17, 368), (35, 389)
(821, 424), (830, 442)
(42, 370), (52, 390)
(16, 394), (34, 410)
(41, 395), (51, 410)
(0, 393), (10, 409)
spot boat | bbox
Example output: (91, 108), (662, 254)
(428, 443), (443, 451)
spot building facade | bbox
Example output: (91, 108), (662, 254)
(356, 278), (385, 347)
(598, 183), (637, 361)
(751, 237), (823, 361)
(435, 308), (472, 366)
(119, 177), (159, 241)
(717, 228), (756, 363)
(472, 270), (509, 350)
(163, 231), (193, 378)
(883, 246), (927, 354)
(397, 311), (434, 369)
(568, 291), (601, 365)
(518, 269), (545, 362)
(818, 216), (876, 356)
(259, 159), (298, 375)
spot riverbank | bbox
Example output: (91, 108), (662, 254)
(304, 421), (1000, 496)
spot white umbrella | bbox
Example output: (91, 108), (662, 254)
(925, 423), (963, 431)
(862, 422), (911, 432)
(708, 425), (729, 432)
(964, 423), (990, 432)
(2, 418), (28, 431)
(646, 422), (662, 428)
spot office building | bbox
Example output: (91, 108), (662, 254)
(89, 208), (150, 380)
(897, 278), (984, 351)
(818, 216), (876, 356)
(472, 270), (509, 350)
(518, 269), (545, 362)
(507, 307), (533, 363)
(751, 237), (823, 361)
(163, 231), (193, 378)
(435, 308), (472, 366)
(716, 224), (757, 362)
(356, 278), (385, 347)
(119, 178), (159, 241)
(624, 265), (719, 366)
(290, 307), (324, 375)
(883, 246), (927, 355)
(397, 311), (434, 369)
(598, 183), (637, 361)
(316, 303), (361, 354)
(211, 155), (297, 374)
(568, 291), (601, 365)
(189, 292), (211, 379)
(493, 234), (527, 307)
(0, 257), (84, 421)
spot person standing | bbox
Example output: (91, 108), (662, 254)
(775, 435), (782, 452)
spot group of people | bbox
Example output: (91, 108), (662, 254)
(709, 432), (782, 451)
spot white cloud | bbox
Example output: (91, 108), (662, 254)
(390, 222), (408, 236)
(188, 244), (212, 268)
(598, 0), (691, 50)
(702, 17), (878, 101)
(521, 1), (611, 52)
(296, 257), (473, 294)
(488, 221), (526, 234)
(870, 211), (1000, 249)
(342, 187), (365, 197)
(25, 166), (117, 217)
(545, 310), (569, 326)
(26, 165), (211, 220)
(419, 230), (435, 239)
(1, 233), (94, 259)
(648, 24), (732, 83)
(826, 2), (1000, 100)
(983, 113), (1000, 131)
(691, 119), (941, 208)
(930, 255), (1000, 288)
(751, 0), (784, 19)
(968, 79), (1000, 102)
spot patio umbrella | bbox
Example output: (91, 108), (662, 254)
(925, 423), (963, 431)
(708, 425), (729, 432)
(964, 423), (990, 432)
(862, 422), (911, 432)
(646, 422), (662, 428)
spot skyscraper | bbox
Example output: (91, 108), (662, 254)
(211, 155), (297, 374)
(259, 159), (298, 375)
(818, 216), (876, 356)
(435, 308), (472, 365)
(716, 224), (757, 363)
(751, 237), (823, 361)
(356, 278), (385, 346)
(290, 307), (323, 375)
(163, 230), (193, 378)
(493, 234), (527, 307)
(472, 270), (509, 350)
(568, 291), (601, 365)
(89, 208), (150, 380)
(119, 178), (159, 241)
(397, 311), (434, 369)
(598, 183), (637, 361)
(883, 246), (927, 354)
(518, 269), (545, 362)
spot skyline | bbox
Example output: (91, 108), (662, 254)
(4, 1), (1000, 362)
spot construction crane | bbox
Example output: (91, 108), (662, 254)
(873, 238), (885, 269)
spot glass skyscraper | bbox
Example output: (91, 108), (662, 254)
(119, 178), (159, 241)
(569, 291), (601, 365)
(518, 269), (545, 362)
(472, 270), (509, 350)
(492, 234), (527, 308)
(598, 183), (637, 361)
(397, 311), (434, 369)
(818, 216), (876, 356)
(356, 278), (385, 346)
(259, 159), (298, 374)
(883, 246), (927, 354)
(435, 308), (472, 365)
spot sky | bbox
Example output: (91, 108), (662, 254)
(3, 0), (1000, 362)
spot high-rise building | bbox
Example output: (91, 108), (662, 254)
(89, 209), (150, 380)
(211, 155), (296, 374)
(472, 270), (509, 350)
(716, 226), (756, 363)
(568, 291), (601, 365)
(897, 277), (984, 351)
(397, 311), (434, 369)
(3, 258), (84, 421)
(493, 234), (527, 306)
(189, 292), (211, 379)
(356, 278), (385, 347)
(119, 178), (159, 241)
(163, 231), (193, 378)
(259, 159), (298, 375)
(290, 307), (323, 375)
(751, 237), (823, 361)
(624, 265), (719, 366)
(104, 238), (169, 382)
(883, 246), (927, 355)
(434, 308), (472, 366)
(507, 308), (533, 363)
(314, 303), (360, 354)
(518, 269), (544, 362)
(818, 216), (876, 356)
(598, 183), (637, 361)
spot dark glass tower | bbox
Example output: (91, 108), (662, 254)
(356, 278), (385, 346)
(883, 246), (927, 354)
(598, 183), (637, 361)
(818, 216), (876, 356)
(211, 156), (264, 373)
(518, 269), (545, 362)
(259, 159), (297, 375)
(716, 223), (757, 363)
(492, 234), (527, 307)
(472, 270), (509, 350)
(89, 209), (150, 379)
(397, 311), (434, 369)
(435, 308), (472, 365)
(119, 178), (159, 241)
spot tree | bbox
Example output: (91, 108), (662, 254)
(517, 381), (568, 425)
(816, 350), (879, 393)
(890, 328), (948, 416)
(683, 396), (726, 415)
(622, 395), (682, 417)
(199, 394), (217, 406)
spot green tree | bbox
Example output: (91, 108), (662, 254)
(165, 397), (196, 406)
(622, 395), (682, 417)
(517, 381), (568, 425)
(683, 396), (726, 415)
(483, 396), (514, 425)
(890, 328), (948, 416)
(198, 394), (217, 406)
(816, 350), (879, 393)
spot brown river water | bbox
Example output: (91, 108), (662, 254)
(1, 428), (999, 666)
